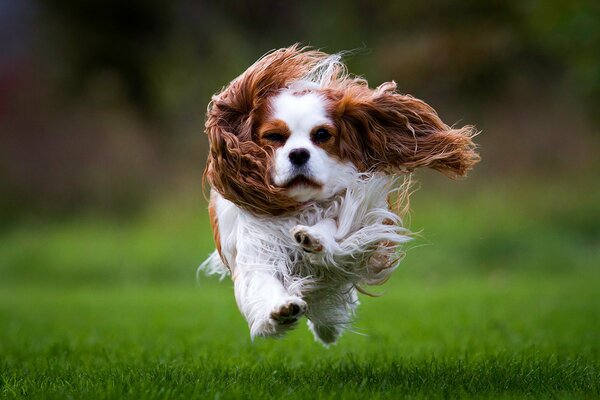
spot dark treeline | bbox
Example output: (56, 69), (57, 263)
(0, 0), (598, 222)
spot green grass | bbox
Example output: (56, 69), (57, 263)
(1, 177), (599, 399)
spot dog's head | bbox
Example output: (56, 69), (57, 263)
(205, 45), (479, 215)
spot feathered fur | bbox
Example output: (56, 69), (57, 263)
(200, 173), (410, 339)
(200, 45), (479, 345)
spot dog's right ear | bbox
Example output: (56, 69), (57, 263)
(204, 45), (328, 215)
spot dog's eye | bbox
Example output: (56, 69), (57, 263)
(313, 128), (331, 143)
(264, 133), (286, 143)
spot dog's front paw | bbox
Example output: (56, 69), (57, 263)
(291, 226), (324, 253)
(270, 298), (307, 325)
(250, 297), (307, 339)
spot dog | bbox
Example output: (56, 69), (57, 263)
(199, 45), (479, 345)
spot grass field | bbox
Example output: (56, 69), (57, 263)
(1, 177), (599, 399)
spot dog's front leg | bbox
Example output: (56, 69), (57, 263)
(291, 218), (340, 255)
(232, 266), (306, 339)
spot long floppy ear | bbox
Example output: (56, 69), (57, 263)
(334, 81), (479, 177)
(204, 45), (330, 215)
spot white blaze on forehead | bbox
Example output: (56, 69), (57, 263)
(271, 92), (331, 135)
(269, 90), (355, 203)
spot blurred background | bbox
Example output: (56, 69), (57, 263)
(1, 4), (599, 396)
(0, 0), (598, 288)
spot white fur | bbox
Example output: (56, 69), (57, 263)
(199, 173), (411, 345)
(270, 92), (355, 202)
(289, 52), (348, 91)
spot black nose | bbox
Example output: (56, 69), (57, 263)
(289, 148), (310, 166)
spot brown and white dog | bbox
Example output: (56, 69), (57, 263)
(199, 45), (479, 345)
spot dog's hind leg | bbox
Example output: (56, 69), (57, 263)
(305, 284), (359, 346)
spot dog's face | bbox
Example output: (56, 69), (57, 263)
(258, 92), (355, 202)
(204, 45), (479, 215)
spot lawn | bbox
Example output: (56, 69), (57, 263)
(1, 177), (599, 399)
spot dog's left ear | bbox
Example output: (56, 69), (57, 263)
(204, 45), (321, 216)
(334, 81), (480, 177)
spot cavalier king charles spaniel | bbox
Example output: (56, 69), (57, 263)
(199, 45), (479, 345)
